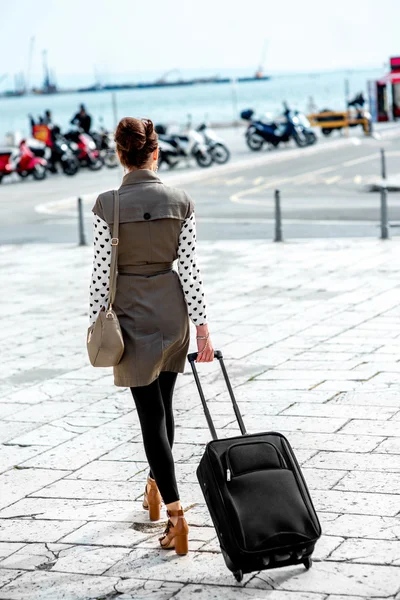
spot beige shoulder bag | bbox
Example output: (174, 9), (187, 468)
(87, 190), (125, 367)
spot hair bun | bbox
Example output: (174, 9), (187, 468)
(115, 116), (159, 169)
(128, 120), (147, 151)
(142, 118), (154, 139)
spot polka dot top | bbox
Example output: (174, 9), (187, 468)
(89, 212), (208, 327)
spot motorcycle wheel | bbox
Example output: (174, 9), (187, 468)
(165, 156), (179, 169)
(62, 158), (79, 176)
(293, 131), (308, 148)
(305, 131), (317, 145)
(211, 143), (230, 164)
(103, 151), (119, 169)
(18, 170), (29, 178)
(88, 156), (104, 171)
(32, 164), (47, 180)
(195, 151), (213, 168)
(246, 133), (264, 151)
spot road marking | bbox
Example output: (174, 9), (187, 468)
(253, 176), (264, 185)
(231, 164), (342, 204)
(341, 153), (381, 167)
(324, 175), (342, 185)
(225, 176), (244, 186)
(292, 166), (337, 185)
(230, 178), (293, 205)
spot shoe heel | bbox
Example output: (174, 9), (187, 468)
(148, 502), (161, 522)
(175, 534), (189, 555)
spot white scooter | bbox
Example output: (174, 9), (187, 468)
(196, 123), (230, 164)
(156, 123), (213, 169)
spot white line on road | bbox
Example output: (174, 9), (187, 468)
(324, 175), (342, 185)
(231, 165), (339, 204)
(341, 153), (379, 167)
(341, 150), (400, 169)
(225, 176), (244, 186)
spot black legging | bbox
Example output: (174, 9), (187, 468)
(130, 371), (179, 505)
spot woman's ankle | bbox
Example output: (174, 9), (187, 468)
(166, 500), (182, 524)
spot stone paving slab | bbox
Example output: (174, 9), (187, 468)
(1, 238), (400, 599)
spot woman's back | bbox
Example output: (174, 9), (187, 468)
(94, 169), (193, 269)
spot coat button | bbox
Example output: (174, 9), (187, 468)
(143, 212), (151, 220)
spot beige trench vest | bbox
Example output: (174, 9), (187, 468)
(92, 169), (194, 387)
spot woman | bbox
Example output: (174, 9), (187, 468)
(89, 117), (213, 556)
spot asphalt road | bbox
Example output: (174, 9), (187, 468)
(1, 125), (400, 244)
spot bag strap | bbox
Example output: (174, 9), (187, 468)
(108, 189), (120, 309)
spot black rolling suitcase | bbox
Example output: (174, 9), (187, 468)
(188, 350), (322, 582)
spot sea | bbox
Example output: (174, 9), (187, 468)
(0, 68), (383, 141)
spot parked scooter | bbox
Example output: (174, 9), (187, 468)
(155, 124), (213, 168)
(50, 129), (80, 175)
(29, 127), (79, 176)
(196, 123), (230, 164)
(0, 140), (47, 183)
(64, 128), (103, 170)
(91, 123), (118, 169)
(242, 104), (317, 151)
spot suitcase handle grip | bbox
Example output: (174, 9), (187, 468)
(188, 350), (222, 363)
(187, 349), (247, 440)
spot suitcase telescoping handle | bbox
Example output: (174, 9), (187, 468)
(187, 350), (247, 440)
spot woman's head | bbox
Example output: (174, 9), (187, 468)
(115, 117), (158, 171)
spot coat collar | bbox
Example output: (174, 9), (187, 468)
(120, 169), (162, 187)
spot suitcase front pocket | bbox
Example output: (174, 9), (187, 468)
(223, 441), (317, 552)
(225, 441), (287, 481)
(226, 469), (317, 552)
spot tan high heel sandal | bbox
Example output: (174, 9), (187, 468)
(142, 476), (162, 521)
(159, 508), (189, 555)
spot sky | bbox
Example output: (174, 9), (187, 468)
(1, 0), (399, 90)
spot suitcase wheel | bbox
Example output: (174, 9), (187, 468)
(303, 557), (312, 570)
(233, 570), (243, 582)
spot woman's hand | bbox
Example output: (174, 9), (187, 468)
(196, 324), (214, 362)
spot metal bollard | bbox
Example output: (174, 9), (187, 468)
(380, 186), (390, 240)
(381, 148), (387, 181)
(77, 197), (87, 246)
(274, 189), (283, 242)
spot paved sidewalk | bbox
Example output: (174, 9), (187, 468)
(1, 238), (400, 599)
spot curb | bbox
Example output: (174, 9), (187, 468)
(366, 179), (400, 192)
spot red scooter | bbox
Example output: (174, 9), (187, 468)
(0, 140), (47, 183)
(64, 128), (103, 170)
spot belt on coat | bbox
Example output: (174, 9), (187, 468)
(118, 262), (174, 276)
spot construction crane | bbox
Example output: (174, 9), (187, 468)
(156, 69), (181, 84)
(42, 49), (57, 94)
(26, 36), (35, 93)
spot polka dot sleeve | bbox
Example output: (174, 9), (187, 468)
(89, 214), (112, 325)
(177, 212), (208, 326)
